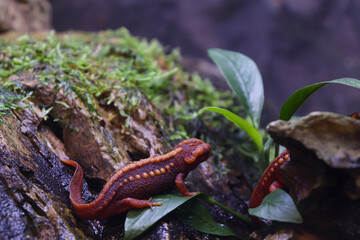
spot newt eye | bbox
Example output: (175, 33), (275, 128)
(184, 143), (211, 165)
(184, 155), (196, 164)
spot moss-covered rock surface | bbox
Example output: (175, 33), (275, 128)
(0, 30), (253, 239)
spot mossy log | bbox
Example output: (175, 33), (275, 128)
(0, 31), (250, 239)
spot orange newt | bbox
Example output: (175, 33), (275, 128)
(61, 138), (211, 220)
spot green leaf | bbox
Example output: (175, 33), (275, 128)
(280, 78), (360, 121)
(248, 189), (303, 223)
(41, 107), (53, 121)
(124, 193), (198, 240)
(208, 48), (264, 127)
(55, 101), (70, 108)
(176, 199), (237, 237)
(199, 107), (263, 152)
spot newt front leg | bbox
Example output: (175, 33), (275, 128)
(175, 173), (199, 196)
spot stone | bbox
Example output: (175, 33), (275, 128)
(266, 112), (360, 239)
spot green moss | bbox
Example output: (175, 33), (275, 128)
(0, 29), (238, 128)
(0, 29), (255, 179)
(0, 86), (30, 122)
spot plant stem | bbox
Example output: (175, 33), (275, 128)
(199, 193), (252, 224)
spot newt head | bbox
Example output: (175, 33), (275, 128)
(174, 138), (211, 170)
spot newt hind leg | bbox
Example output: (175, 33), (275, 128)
(96, 198), (162, 221)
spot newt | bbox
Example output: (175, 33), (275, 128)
(248, 150), (290, 210)
(60, 138), (211, 220)
(249, 112), (360, 220)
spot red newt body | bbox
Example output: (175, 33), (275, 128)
(61, 138), (211, 220)
(248, 150), (290, 210)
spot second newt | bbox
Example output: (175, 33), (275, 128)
(249, 112), (360, 221)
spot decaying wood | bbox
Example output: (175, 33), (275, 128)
(0, 74), (249, 239)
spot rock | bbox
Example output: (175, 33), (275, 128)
(268, 112), (360, 169)
(267, 112), (360, 239)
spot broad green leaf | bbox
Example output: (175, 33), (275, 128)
(280, 78), (360, 121)
(124, 193), (198, 240)
(208, 48), (264, 127)
(248, 189), (303, 223)
(176, 199), (237, 237)
(199, 107), (263, 152)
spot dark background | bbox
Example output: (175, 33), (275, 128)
(49, 0), (360, 122)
